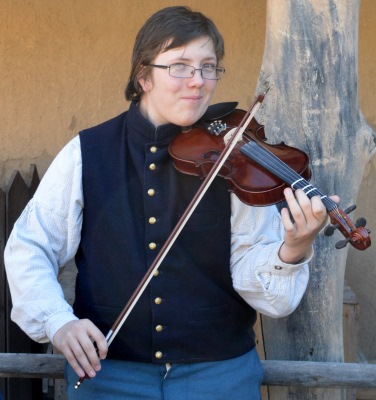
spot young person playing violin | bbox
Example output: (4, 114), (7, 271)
(4, 6), (338, 399)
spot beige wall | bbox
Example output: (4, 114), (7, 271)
(1, 0), (375, 185)
(1, 0), (376, 360)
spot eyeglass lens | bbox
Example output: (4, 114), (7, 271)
(169, 64), (223, 80)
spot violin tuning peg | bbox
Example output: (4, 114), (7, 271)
(344, 205), (357, 214)
(355, 218), (367, 228)
(335, 238), (351, 249)
(324, 223), (339, 237)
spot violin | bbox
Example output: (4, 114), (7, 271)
(169, 106), (310, 207)
(169, 95), (371, 251)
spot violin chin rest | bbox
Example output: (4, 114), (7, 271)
(200, 102), (239, 121)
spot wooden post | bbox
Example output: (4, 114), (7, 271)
(255, 1), (375, 399)
(343, 284), (359, 400)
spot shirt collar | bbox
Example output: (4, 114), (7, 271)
(127, 101), (181, 145)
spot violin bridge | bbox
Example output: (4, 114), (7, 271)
(223, 127), (239, 145)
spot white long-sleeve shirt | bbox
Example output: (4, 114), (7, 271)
(4, 135), (311, 344)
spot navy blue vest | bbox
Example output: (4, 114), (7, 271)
(74, 102), (256, 363)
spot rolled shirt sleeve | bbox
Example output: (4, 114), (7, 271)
(4, 136), (82, 343)
(230, 195), (311, 318)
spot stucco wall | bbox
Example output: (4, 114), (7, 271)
(1, 0), (376, 361)
(1, 0), (375, 183)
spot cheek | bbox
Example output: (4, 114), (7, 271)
(207, 80), (218, 94)
(160, 78), (183, 93)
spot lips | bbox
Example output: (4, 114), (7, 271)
(181, 95), (203, 101)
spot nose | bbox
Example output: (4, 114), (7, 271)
(188, 69), (206, 87)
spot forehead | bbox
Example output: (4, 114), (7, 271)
(156, 36), (216, 62)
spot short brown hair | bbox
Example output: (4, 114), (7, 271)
(125, 6), (224, 102)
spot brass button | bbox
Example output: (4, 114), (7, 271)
(149, 163), (156, 171)
(153, 270), (160, 277)
(155, 325), (163, 332)
(149, 217), (157, 224)
(149, 242), (157, 250)
(154, 297), (162, 305)
(147, 189), (156, 196)
(155, 351), (163, 359)
(150, 146), (158, 153)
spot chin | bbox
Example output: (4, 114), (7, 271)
(177, 110), (206, 127)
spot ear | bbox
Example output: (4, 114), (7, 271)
(137, 66), (153, 92)
(139, 77), (152, 92)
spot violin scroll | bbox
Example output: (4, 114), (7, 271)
(324, 204), (371, 250)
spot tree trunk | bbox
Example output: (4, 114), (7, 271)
(255, 0), (376, 399)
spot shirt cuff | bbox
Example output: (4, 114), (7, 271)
(272, 244), (314, 274)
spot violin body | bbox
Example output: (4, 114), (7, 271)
(169, 108), (311, 206)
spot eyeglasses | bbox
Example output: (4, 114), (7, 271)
(148, 63), (225, 80)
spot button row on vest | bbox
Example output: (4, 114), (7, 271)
(148, 140), (164, 363)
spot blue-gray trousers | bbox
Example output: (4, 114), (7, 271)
(65, 348), (263, 399)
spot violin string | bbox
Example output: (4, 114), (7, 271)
(240, 141), (341, 213)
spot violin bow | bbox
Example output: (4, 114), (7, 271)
(75, 94), (266, 389)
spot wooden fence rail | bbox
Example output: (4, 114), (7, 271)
(1, 354), (376, 389)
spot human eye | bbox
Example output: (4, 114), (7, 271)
(170, 63), (189, 72)
(202, 64), (216, 72)
(201, 64), (218, 79)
